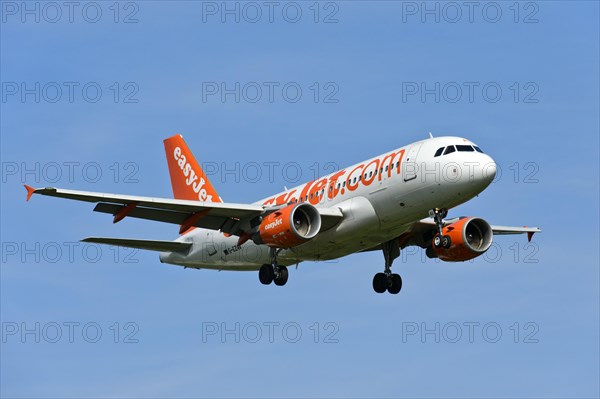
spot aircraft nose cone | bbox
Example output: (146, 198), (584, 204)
(483, 156), (496, 183)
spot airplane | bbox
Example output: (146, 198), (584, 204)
(24, 134), (540, 294)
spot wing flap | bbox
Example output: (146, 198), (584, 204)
(81, 237), (191, 253)
(93, 203), (228, 231)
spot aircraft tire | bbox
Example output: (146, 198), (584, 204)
(259, 264), (274, 285)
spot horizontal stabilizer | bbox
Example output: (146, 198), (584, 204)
(81, 237), (191, 253)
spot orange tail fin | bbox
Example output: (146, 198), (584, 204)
(163, 134), (222, 203)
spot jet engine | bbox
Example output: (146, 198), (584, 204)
(253, 203), (321, 248)
(432, 217), (493, 261)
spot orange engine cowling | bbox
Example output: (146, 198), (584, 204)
(433, 217), (493, 262)
(253, 203), (321, 248)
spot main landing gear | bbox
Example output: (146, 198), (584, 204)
(372, 208), (451, 294)
(373, 239), (403, 294)
(259, 248), (289, 286)
(430, 208), (451, 249)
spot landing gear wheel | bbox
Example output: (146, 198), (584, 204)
(258, 264), (274, 285)
(441, 235), (452, 249)
(274, 266), (289, 286)
(433, 235), (442, 248)
(373, 273), (388, 293)
(387, 274), (402, 294)
(425, 247), (437, 259)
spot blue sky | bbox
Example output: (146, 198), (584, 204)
(1, 1), (599, 397)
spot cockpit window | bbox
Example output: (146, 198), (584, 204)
(456, 145), (475, 152)
(443, 146), (456, 155)
(473, 146), (484, 153)
(434, 147), (444, 157)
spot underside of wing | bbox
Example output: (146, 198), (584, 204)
(81, 237), (192, 253)
(489, 225), (542, 235)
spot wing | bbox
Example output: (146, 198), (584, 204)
(81, 237), (192, 253)
(403, 217), (541, 248)
(360, 217), (541, 253)
(25, 185), (343, 235)
(488, 225), (542, 236)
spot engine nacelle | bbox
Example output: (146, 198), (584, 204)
(253, 203), (321, 248)
(433, 217), (493, 262)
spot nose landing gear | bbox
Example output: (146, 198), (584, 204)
(430, 208), (451, 249)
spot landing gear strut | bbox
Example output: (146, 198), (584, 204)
(372, 239), (403, 294)
(259, 248), (288, 286)
(430, 208), (451, 249)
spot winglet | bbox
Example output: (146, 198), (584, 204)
(24, 185), (36, 201)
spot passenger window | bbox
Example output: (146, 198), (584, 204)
(434, 147), (444, 157)
(385, 165), (389, 172)
(473, 146), (484, 153)
(456, 145), (474, 152)
(444, 146), (456, 155)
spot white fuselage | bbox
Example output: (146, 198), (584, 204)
(160, 136), (496, 270)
